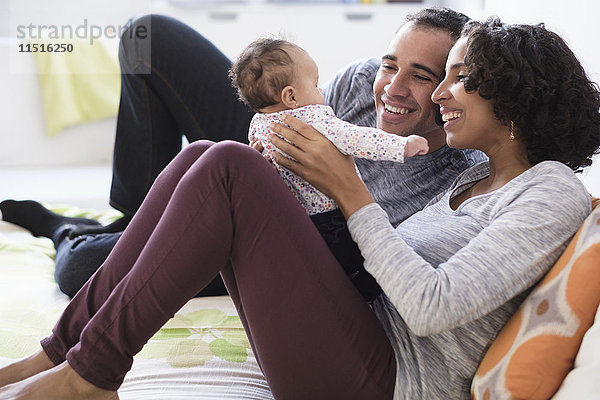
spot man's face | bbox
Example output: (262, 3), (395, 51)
(373, 23), (455, 141)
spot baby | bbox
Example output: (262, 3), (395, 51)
(230, 38), (428, 215)
(229, 38), (428, 301)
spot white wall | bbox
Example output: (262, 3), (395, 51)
(1, 0), (599, 196)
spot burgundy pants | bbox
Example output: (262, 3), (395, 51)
(40, 141), (396, 399)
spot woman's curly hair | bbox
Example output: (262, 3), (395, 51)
(462, 17), (600, 171)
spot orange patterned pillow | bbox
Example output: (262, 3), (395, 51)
(471, 202), (600, 400)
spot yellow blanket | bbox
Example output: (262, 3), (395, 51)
(33, 40), (120, 137)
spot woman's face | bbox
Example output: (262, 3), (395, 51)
(431, 37), (505, 151)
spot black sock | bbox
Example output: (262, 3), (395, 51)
(65, 214), (133, 239)
(0, 200), (102, 239)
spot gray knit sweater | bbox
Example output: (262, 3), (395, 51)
(347, 160), (592, 399)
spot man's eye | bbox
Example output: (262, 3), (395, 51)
(415, 75), (431, 81)
(381, 64), (396, 71)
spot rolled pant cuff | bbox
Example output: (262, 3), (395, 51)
(39, 334), (69, 366)
(66, 345), (124, 391)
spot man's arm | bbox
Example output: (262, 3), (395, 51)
(323, 58), (380, 127)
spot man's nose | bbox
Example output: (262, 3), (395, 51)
(384, 72), (411, 98)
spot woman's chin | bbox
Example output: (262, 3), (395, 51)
(445, 136), (463, 149)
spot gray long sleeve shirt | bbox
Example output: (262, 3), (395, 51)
(323, 58), (591, 398)
(348, 161), (592, 399)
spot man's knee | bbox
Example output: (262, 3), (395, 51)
(119, 14), (174, 72)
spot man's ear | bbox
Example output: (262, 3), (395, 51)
(280, 86), (298, 109)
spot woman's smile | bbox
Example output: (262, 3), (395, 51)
(440, 109), (463, 131)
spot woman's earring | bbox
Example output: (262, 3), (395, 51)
(509, 121), (515, 141)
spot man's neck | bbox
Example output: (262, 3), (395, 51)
(420, 127), (447, 154)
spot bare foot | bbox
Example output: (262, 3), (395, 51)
(0, 361), (119, 400)
(0, 350), (54, 388)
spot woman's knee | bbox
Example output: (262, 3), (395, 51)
(204, 141), (267, 173)
(183, 140), (216, 157)
(210, 140), (259, 160)
(167, 141), (216, 173)
(176, 141), (266, 190)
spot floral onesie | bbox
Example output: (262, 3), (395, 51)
(249, 104), (408, 215)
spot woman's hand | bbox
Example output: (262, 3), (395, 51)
(268, 114), (375, 219)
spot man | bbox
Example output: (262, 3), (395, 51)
(0, 8), (485, 297)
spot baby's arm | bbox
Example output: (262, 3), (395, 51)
(312, 114), (428, 162)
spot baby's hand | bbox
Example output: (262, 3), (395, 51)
(250, 138), (265, 153)
(403, 135), (429, 157)
(250, 138), (277, 165)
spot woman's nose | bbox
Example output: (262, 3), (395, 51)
(431, 80), (448, 105)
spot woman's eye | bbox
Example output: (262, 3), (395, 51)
(457, 74), (467, 82)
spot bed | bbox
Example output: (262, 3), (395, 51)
(0, 206), (273, 400)
(1, 202), (600, 399)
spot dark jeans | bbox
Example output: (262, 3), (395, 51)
(54, 232), (121, 297)
(310, 210), (383, 302)
(55, 14), (381, 304)
(111, 14), (255, 216)
(55, 14), (253, 297)
(54, 231), (226, 298)
(42, 141), (396, 398)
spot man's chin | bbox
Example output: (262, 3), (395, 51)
(377, 120), (414, 137)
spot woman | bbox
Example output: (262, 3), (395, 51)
(1, 18), (599, 400)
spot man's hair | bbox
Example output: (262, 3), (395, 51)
(402, 8), (471, 127)
(405, 7), (471, 41)
(229, 38), (301, 111)
(462, 17), (600, 171)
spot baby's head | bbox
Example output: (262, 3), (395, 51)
(229, 38), (324, 113)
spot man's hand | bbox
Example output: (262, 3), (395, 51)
(268, 114), (375, 219)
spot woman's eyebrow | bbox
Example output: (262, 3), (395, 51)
(449, 62), (466, 70)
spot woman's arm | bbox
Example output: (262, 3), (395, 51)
(268, 114), (375, 219)
(349, 167), (591, 336)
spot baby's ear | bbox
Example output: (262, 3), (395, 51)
(280, 86), (298, 109)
